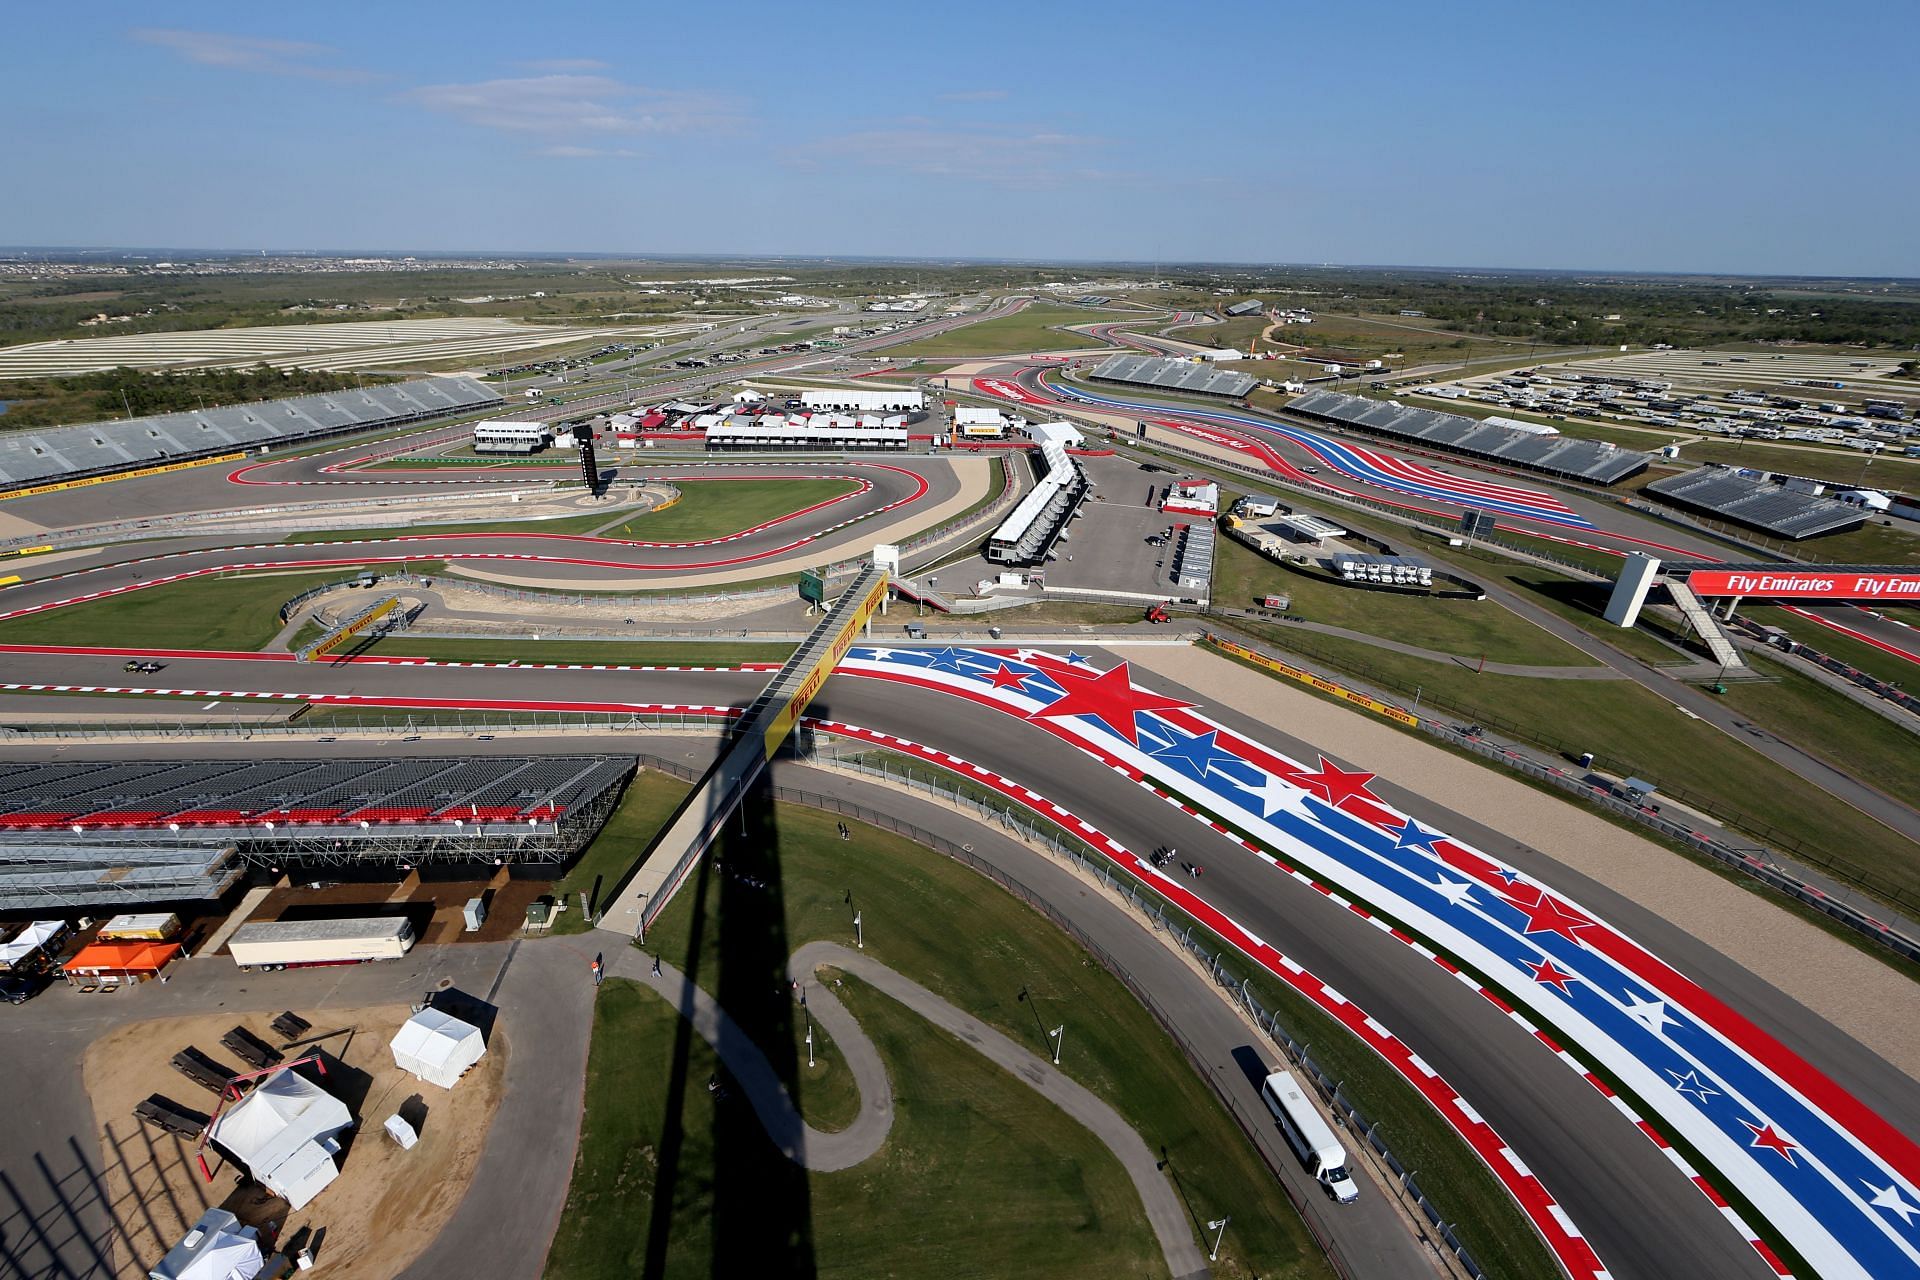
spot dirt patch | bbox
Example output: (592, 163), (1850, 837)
(1122, 644), (1920, 1080)
(84, 1004), (506, 1279)
(244, 876), (553, 947)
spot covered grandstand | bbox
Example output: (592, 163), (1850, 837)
(986, 423), (1087, 565)
(0, 756), (634, 870)
(1644, 466), (1869, 539)
(1090, 354), (1258, 400)
(1287, 389), (1649, 485)
(0, 377), (503, 492)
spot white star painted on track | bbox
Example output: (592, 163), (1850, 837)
(861, 646), (902, 662)
(1621, 997), (1679, 1036)
(1231, 771), (1297, 819)
(1667, 1069), (1720, 1105)
(1863, 1181), (1920, 1226)
(1428, 877), (1476, 907)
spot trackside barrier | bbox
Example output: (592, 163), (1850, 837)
(0, 452), (246, 502)
(804, 741), (1495, 1280)
(1201, 629), (1920, 960)
(1729, 616), (1920, 719)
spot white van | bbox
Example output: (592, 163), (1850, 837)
(1261, 1070), (1360, 1203)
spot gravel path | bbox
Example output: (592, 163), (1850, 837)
(1121, 645), (1920, 1080)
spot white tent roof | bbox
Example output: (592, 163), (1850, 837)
(0, 921), (64, 965)
(209, 1068), (351, 1210)
(389, 1007), (485, 1086)
(149, 1208), (263, 1280)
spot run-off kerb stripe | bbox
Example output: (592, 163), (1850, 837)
(803, 715), (1610, 1280)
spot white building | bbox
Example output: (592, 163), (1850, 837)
(731, 389), (765, 403)
(208, 1068), (352, 1210)
(1192, 348), (1245, 363)
(390, 1008), (488, 1089)
(1483, 415), (1559, 436)
(800, 388), (925, 413)
(148, 1208), (265, 1280)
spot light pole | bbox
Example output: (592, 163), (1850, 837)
(854, 910), (863, 950)
(806, 1020), (815, 1070)
(1207, 1217), (1230, 1262)
(1049, 1024), (1065, 1065)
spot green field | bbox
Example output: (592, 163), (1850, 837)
(1741, 605), (1920, 687)
(1213, 523), (1593, 666)
(884, 303), (1111, 358)
(1236, 627), (1920, 903)
(0, 565), (395, 651)
(545, 976), (1168, 1280)
(594, 477), (864, 541)
(593, 798), (1340, 1280)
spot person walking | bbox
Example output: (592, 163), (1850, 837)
(590, 956), (604, 986)
(651, 953), (662, 977)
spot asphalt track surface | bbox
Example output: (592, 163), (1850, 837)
(6, 655), (1918, 1277)
(981, 352), (1920, 669)
(2, 301), (1912, 1277)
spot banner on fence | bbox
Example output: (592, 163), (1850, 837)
(1205, 634), (1419, 727)
(302, 595), (400, 661)
(1, 452), (247, 502)
(763, 570), (890, 759)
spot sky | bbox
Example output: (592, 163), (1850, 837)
(4, 1), (1915, 277)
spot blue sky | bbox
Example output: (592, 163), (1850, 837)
(4, 1), (1914, 276)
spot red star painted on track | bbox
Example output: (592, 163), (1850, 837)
(1527, 957), (1579, 993)
(1029, 661), (1192, 745)
(1500, 885), (1596, 943)
(1742, 1120), (1800, 1165)
(1295, 756), (1380, 810)
(983, 663), (1032, 692)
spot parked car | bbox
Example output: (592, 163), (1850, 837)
(0, 973), (51, 1005)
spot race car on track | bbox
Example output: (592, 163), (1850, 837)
(123, 660), (166, 674)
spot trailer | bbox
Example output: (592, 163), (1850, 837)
(227, 917), (416, 969)
(97, 912), (182, 942)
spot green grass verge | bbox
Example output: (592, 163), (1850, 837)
(544, 975), (1169, 1280)
(0, 566), (388, 651)
(1742, 605), (1919, 688)
(1213, 524), (1593, 666)
(552, 770), (696, 936)
(594, 478), (863, 541)
(629, 799), (1333, 1279)
(1715, 652), (1919, 802)
(884, 303), (1112, 358)
(353, 636), (794, 665)
(1220, 626), (1920, 904)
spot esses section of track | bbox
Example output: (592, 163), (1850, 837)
(4, 646), (1916, 1277)
(0, 459), (952, 613)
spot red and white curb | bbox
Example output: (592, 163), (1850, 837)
(803, 716), (1613, 1280)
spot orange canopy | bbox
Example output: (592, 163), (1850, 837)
(64, 940), (181, 974)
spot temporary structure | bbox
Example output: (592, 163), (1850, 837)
(62, 940), (181, 984)
(208, 1068), (352, 1210)
(388, 1007), (486, 1089)
(0, 920), (67, 971)
(148, 1207), (264, 1280)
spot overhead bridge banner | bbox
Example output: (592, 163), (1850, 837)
(763, 571), (890, 759)
(1687, 569), (1920, 600)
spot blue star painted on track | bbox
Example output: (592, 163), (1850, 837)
(1147, 728), (1239, 782)
(923, 646), (980, 674)
(1063, 651), (1090, 664)
(1495, 867), (1522, 885)
(1392, 818), (1447, 856)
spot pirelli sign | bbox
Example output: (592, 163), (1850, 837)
(1, 452), (247, 502)
(763, 571), (890, 759)
(1205, 634), (1419, 728)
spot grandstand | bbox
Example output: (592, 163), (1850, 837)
(1286, 390), (1649, 485)
(706, 420), (908, 451)
(0, 839), (243, 911)
(0, 756), (634, 868)
(986, 423), (1088, 565)
(0, 377), (503, 492)
(1644, 466), (1869, 539)
(1090, 354), (1258, 400)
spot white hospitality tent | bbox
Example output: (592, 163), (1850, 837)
(389, 1007), (486, 1089)
(0, 921), (67, 969)
(208, 1068), (352, 1210)
(148, 1207), (264, 1280)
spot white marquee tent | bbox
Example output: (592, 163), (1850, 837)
(208, 1068), (351, 1211)
(389, 1007), (486, 1089)
(148, 1208), (264, 1280)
